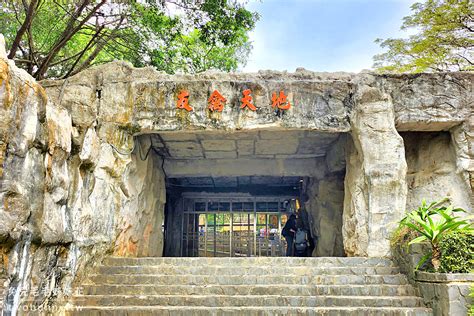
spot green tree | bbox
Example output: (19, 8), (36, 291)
(0, 0), (258, 80)
(374, 0), (473, 73)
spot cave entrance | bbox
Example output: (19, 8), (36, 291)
(134, 129), (348, 257)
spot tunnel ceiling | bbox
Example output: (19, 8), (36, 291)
(166, 176), (302, 195)
(147, 130), (339, 160)
(168, 176), (302, 188)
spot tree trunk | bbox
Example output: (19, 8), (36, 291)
(431, 244), (441, 271)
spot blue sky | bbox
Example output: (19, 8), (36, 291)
(241, 0), (417, 73)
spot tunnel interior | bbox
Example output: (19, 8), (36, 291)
(134, 129), (348, 257)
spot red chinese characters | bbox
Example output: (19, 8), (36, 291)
(271, 91), (291, 110)
(208, 90), (227, 112)
(176, 90), (193, 112)
(176, 89), (293, 113)
(240, 89), (257, 111)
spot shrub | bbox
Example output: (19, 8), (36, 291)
(399, 199), (473, 271)
(390, 225), (420, 249)
(439, 231), (474, 273)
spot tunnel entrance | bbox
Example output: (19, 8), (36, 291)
(178, 193), (296, 257)
(133, 129), (348, 257)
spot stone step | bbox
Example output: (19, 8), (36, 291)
(68, 256), (431, 315)
(73, 294), (425, 308)
(67, 306), (433, 316)
(97, 265), (400, 276)
(83, 284), (418, 296)
(88, 274), (409, 286)
(103, 256), (395, 267)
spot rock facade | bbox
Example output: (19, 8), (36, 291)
(305, 134), (346, 257)
(0, 47), (165, 312)
(0, 34), (472, 313)
(415, 271), (474, 316)
(343, 82), (408, 257)
(403, 132), (472, 212)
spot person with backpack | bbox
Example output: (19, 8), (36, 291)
(297, 206), (316, 257)
(294, 217), (309, 257)
(281, 214), (297, 256)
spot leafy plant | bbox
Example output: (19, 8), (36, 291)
(400, 199), (473, 271)
(374, 0), (474, 73)
(0, 1), (259, 79)
(439, 231), (474, 273)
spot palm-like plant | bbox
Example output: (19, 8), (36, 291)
(400, 199), (473, 271)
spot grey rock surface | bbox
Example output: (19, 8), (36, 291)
(415, 271), (474, 316)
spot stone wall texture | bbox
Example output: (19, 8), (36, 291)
(415, 272), (474, 316)
(305, 134), (346, 257)
(0, 34), (473, 312)
(343, 82), (408, 257)
(403, 132), (472, 212)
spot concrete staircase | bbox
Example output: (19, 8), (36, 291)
(67, 257), (432, 315)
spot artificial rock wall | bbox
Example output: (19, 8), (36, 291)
(0, 33), (473, 312)
(113, 140), (165, 258)
(305, 134), (346, 257)
(0, 36), (165, 313)
(403, 132), (473, 212)
(343, 81), (408, 257)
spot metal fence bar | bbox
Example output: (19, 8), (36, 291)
(182, 197), (291, 258)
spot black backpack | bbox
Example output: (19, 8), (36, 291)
(294, 228), (308, 253)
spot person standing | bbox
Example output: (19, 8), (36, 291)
(297, 207), (316, 257)
(282, 214), (297, 256)
(294, 216), (309, 257)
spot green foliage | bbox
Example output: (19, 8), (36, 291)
(118, 123), (141, 136)
(399, 198), (473, 271)
(206, 213), (232, 228)
(374, 0), (474, 73)
(390, 224), (420, 250)
(0, 0), (258, 79)
(439, 231), (474, 273)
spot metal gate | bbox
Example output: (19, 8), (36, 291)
(181, 196), (292, 257)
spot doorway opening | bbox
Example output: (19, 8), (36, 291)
(133, 129), (348, 257)
(181, 194), (294, 257)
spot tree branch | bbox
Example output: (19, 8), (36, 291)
(68, 15), (125, 77)
(456, 53), (474, 66)
(63, 24), (105, 78)
(48, 49), (92, 68)
(21, 0), (38, 73)
(34, 0), (107, 79)
(8, 0), (40, 59)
